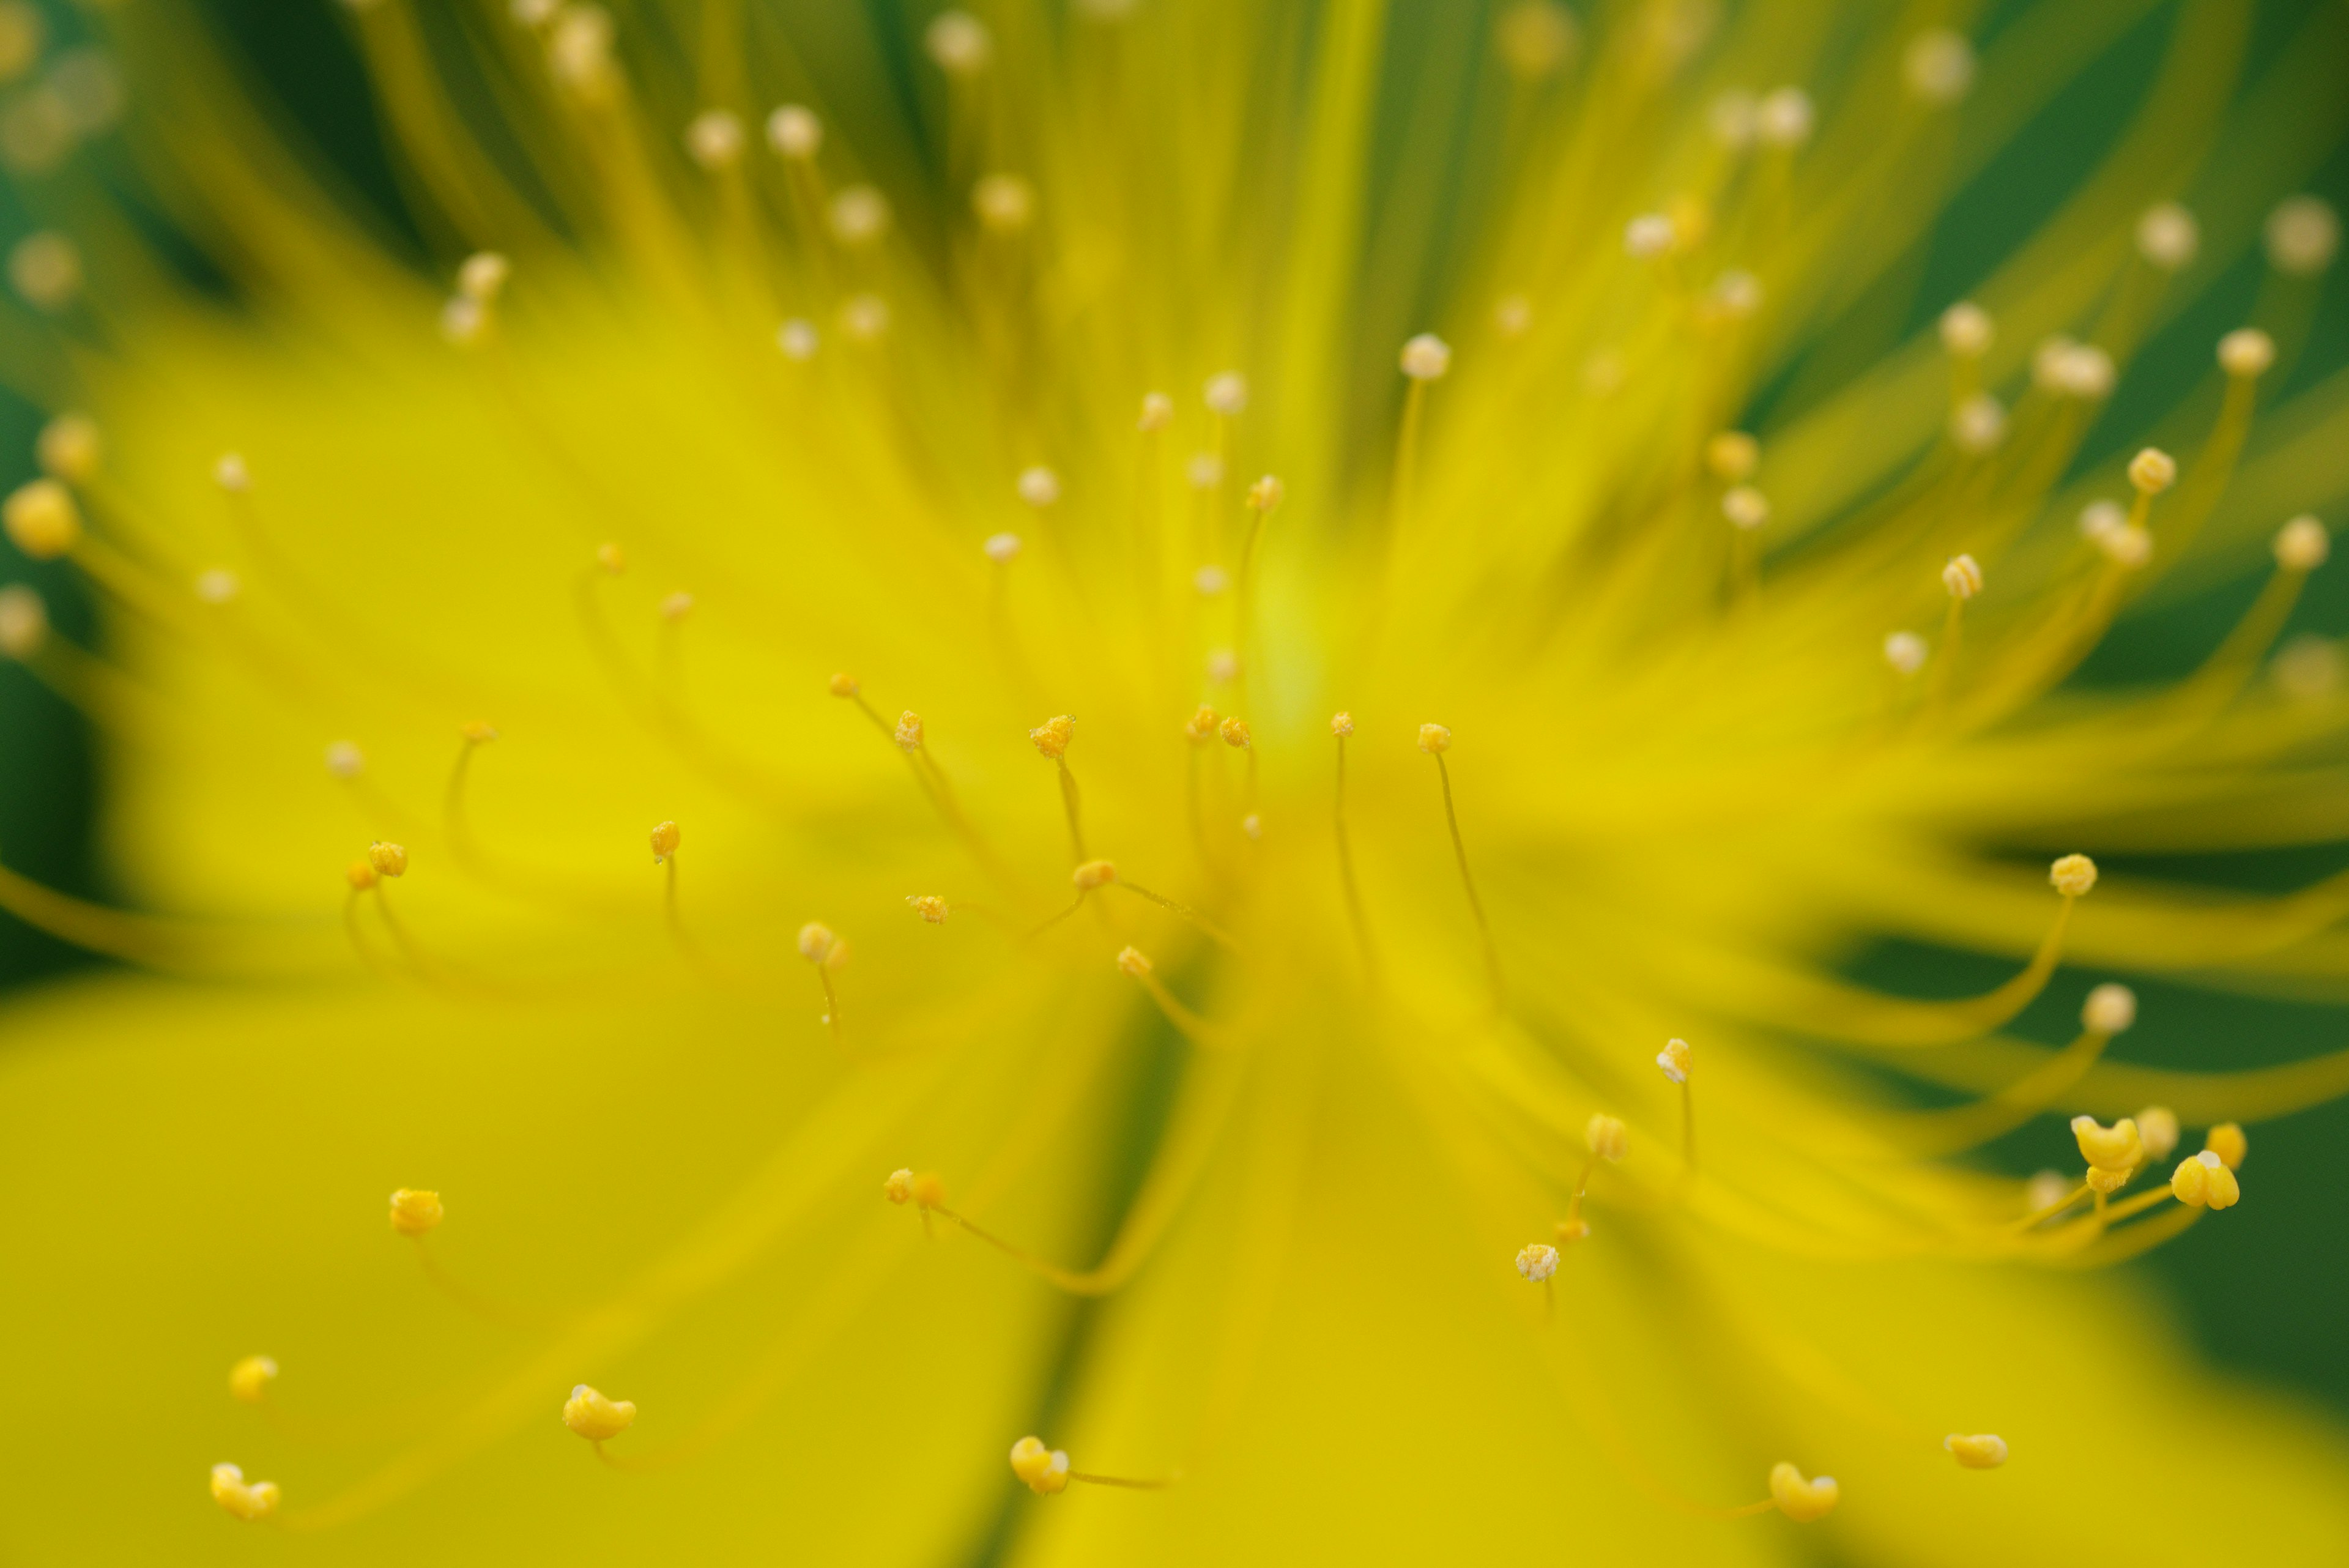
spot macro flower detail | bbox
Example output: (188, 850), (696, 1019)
(0, 1), (2344, 1563)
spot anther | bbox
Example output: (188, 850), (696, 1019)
(388, 1187), (443, 1236)
(1938, 301), (1992, 359)
(1756, 87), (1815, 148)
(1203, 372), (1248, 416)
(2275, 515), (2329, 573)
(1497, 2), (1575, 82)
(1187, 453), (1225, 489)
(1945, 1433), (2008, 1470)
(1073, 859), (1117, 891)
(1721, 486), (1769, 531)
(368, 841), (409, 878)
(1494, 294), (1532, 337)
(973, 174), (1036, 234)
(907, 895), (949, 923)
(7, 231), (80, 310)
(346, 860), (377, 891)
(1137, 392), (1173, 431)
(1768, 1462), (1838, 1522)
(1246, 474), (1284, 512)
(0, 586), (40, 663)
(828, 186), (890, 247)
(839, 294), (890, 341)
(1399, 333), (1452, 381)
(196, 568), (239, 604)
(685, 108), (744, 169)
(1657, 1038), (1692, 1083)
(1705, 431), (1759, 483)
(1185, 705), (1218, 743)
(457, 251), (510, 302)
(209, 1463), (280, 1523)
(2050, 853), (2097, 897)
(1554, 1217), (1589, 1244)
(2265, 196), (2339, 277)
(563, 1384), (637, 1441)
(924, 10), (992, 76)
(2204, 1122), (2246, 1171)
(2136, 203), (2199, 270)
(1623, 212), (1674, 259)
(1219, 716), (1250, 749)
(228, 1354), (278, 1405)
(1903, 29), (1975, 104)
(1710, 89), (1759, 149)
(1193, 565), (1228, 595)
(1515, 1242), (1560, 1282)
(325, 741), (365, 779)
(2098, 525), (2152, 570)
(1030, 714), (1075, 759)
(1205, 648), (1239, 682)
(828, 672), (859, 698)
(2082, 983), (2136, 1035)
(1116, 945), (1151, 976)
(778, 319), (818, 361)
(1942, 554), (1983, 600)
(659, 590), (694, 622)
(1950, 394), (2006, 453)
(1017, 467), (1061, 508)
(883, 1169), (915, 1204)
(2169, 1150), (2240, 1210)
(1009, 1436), (1071, 1495)
(596, 541), (625, 574)
(2218, 328), (2274, 380)
(2035, 339), (2114, 400)
(765, 104), (821, 160)
(2, 477), (80, 559)
(2070, 1114), (2140, 1173)
(1883, 631), (1928, 674)
(1417, 722), (1451, 754)
(2079, 500), (2124, 540)
(1329, 711), (1355, 737)
(2128, 448), (2177, 496)
(214, 452), (251, 493)
(649, 820), (680, 863)
(2137, 1106), (2180, 1162)
(35, 412), (99, 482)
(797, 922), (839, 965)
(896, 710), (925, 751)
(1586, 1113), (1628, 1163)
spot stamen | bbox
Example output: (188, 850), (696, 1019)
(2123, 446), (2176, 533)
(906, 894), (949, 924)
(1390, 336), (1447, 541)
(388, 1187), (443, 1236)
(1330, 712), (1378, 983)
(229, 1354), (278, 1405)
(798, 922), (846, 1042)
(209, 1462), (281, 1523)
(2205, 1121), (2247, 1170)
(1657, 1038), (1696, 1173)
(765, 104), (821, 160)
(1419, 723), (1504, 1009)
(2169, 1150), (2241, 1210)
(2, 477), (81, 559)
(1705, 431), (1759, 483)
(2137, 203), (2198, 270)
(1116, 945), (1225, 1047)
(1945, 1433), (2008, 1470)
(563, 1384), (637, 1443)
(35, 412), (101, 483)
(1030, 714), (1085, 861)
(1010, 1435), (1171, 1493)
(1766, 1462), (1838, 1522)
(1515, 1243), (1559, 1282)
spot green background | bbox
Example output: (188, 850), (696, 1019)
(2, 0), (2345, 1427)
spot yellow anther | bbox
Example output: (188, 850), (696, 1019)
(8, 231), (81, 310)
(1768, 1462), (1838, 1522)
(2204, 1122), (2247, 1171)
(0, 584), (46, 659)
(2035, 339), (2114, 400)
(839, 293), (891, 341)
(2070, 1114), (2141, 1172)
(2026, 1169), (2073, 1213)
(1185, 705), (1219, 743)
(1942, 554), (1984, 600)
(1187, 453), (1226, 489)
(1417, 722), (1452, 754)
(2049, 853), (2098, 897)
(1116, 945), (1152, 976)
(646, 820), (681, 864)
(1073, 860), (1118, 891)
(1705, 431), (1759, 483)
(981, 532), (1022, 567)
(1496, 2), (1575, 81)
(1945, 1433), (2008, 1470)
(2265, 195), (2340, 276)
(1515, 1243), (1559, 1282)
(345, 860), (378, 892)
(1493, 294), (1532, 337)
(658, 589), (694, 622)
(595, 541), (625, 574)
(1950, 393), (2007, 454)
(2082, 982), (2136, 1035)
(2274, 515), (2329, 573)
(1009, 1436), (1071, 1495)
(325, 741), (365, 779)
(1657, 1038), (1692, 1083)
(973, 173), (1036, 234)
(2136, 202), (2199, 270)
(388, 1187), (443, 1236)
(1721, 486), (1769, 531)
(797, 921), (839, 965)
(1330, 711), (1355, 737)
(1883, 631), (1928, 675)
(2098, 524), (2153, 570)
(910, 1171), (948, 1208)
(685, 108), (745, 169)
(2218, 328), (2275, 380)
(828, 672), (860, 697)
(883, 1168), (915, 1204)
(907, 894), (949, 923)
(456, 250), (510, 302)
(1137, 392), (1173, 431)
(924, 10), (992, 76)
(1399, 333), (1452, 381)
(1030, 714), (1075, 759)
(895, 710), (926, 751)
(766, 103), (822, 160)
(209, 1463), (280, 1523)
(368, 841), (409, 879)
(1903, 28), (1975, 104)
(2128, 447), (2177, 496)
(1016, 466), (1061, 508)
(213, 452), (251, 493)
(1247, 474), (1285, 511)
(35, 412), (99, 482)
(828, 185), (891, 247)
(1554, 1216), (1590, 1245)
(1204, 372), (1248, 416)
(2170, 1150), (2241, 1210)
(563, 1384), (637, 1441)
(460, 719), (499, 744)
(1219, 716), (1251, 749)
(2, 477), (80, 559)
(1623, 212), (1674, 259)
(1939, 301), (1993, 358)
(2086, 1165), (2130, 1195)
(2079, 499), (2125, 540)
(2137, 1106), (2180, 1162)
(1585, 1113), (1627, 1162)
(228, 1354), (278, 1405)
(1756, 87), (1815, 148)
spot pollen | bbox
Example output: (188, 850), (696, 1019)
(1515, 1243), (1560, 1282)
(1624, 212), (1674, 259)
(1657, 1038), (1693, 1083)
(1945, 1433), (2009, 1470)
(2127, 447), (2178, 495)
(649, 820), (680, 863)
(2082, 983), (2137, 1035)
(2049, 853), (2098, 897)
(2205, 1123), (2247, 1171)
(1942, 554), (1984, 600)
(1185, 706), (1219, 743)
(1219, 716), (1252, 749)
(562, 1384), (637, 1441)
(1400, 333), (1452, 380)
(1417, 722), (1452, 754)
(1030, 714), (1075, 758)
(906, 895), (949, 923)
(2218, 328), (2275, 379)
(2070, 1115), (2141, 1173)
(1073, 860), (1118, 890)
(1756, 88), (1815, 148)
(1330, 711), (1356, 737)
(2, 478), (80, 559)
(1009, 1436), (1071, 1495)
(1116, 945), (1151, 976)
(1585, 1113), (1628, 1162)
(388, 1187), (443, 1236)
(828, 186), (891, 247)
(209, 1463), (280, 1523)
(896, 711), (926, 751)
(368, 841), (409, 878)
(1768, 1462), (1838, 1522)
(2170, 1150), (2241, 1211)
(883, 1169), (915, 1204)
(228, 1354), (278, 1405)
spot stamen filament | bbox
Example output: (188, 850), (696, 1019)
(1428, 745), (1504, 1009)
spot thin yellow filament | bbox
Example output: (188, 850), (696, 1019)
(1332, 732), (1379, 984)
(1432, 752), (1505, 1009)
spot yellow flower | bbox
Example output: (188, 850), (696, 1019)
(0, 2), (2345, 1562)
